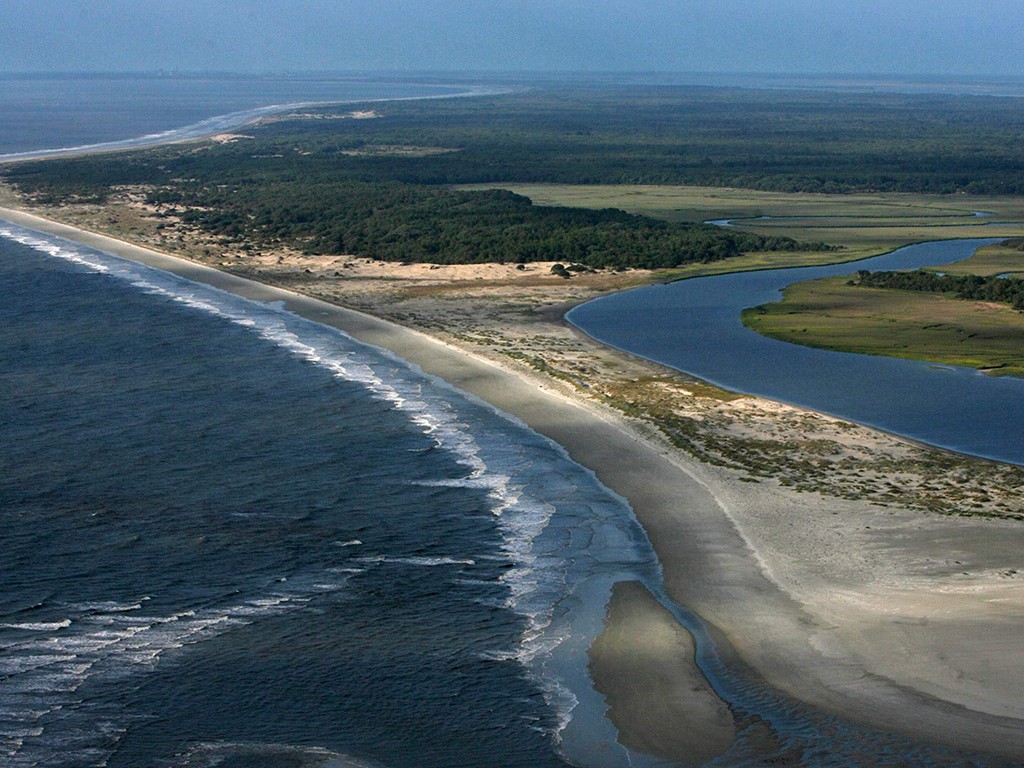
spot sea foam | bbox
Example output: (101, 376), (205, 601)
(0, 581), (348, 765)
(0, 222), (649, 755)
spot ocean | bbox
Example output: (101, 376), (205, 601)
(0, 222), (663, 767)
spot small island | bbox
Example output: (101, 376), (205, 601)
(742, 240), (1024, 376)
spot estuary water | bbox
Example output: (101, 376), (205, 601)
(569, 239), (1024, 466)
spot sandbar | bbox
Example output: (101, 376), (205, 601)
(588, 581), (734, 765)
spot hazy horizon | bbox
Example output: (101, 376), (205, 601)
(2, 69), (1024, 79)
(2, 1), (1023, 77)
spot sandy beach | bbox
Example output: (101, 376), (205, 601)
(3, 204), (1024, 761)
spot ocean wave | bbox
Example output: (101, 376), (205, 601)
(0, 221), (643, 753)
(357, 555), (477, 567)
(2, 225), (492, 482)
(76, 600), (148, 613)
(0, 221), (580, 744)
(0, 620), (71, 632)
(0, 576), (351, 765)
(172, 740), (383, 768)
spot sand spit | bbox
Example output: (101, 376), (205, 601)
(2, 205), (1023, 761)
(588, 581), (735, 765)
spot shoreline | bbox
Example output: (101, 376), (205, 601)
(0, 82), (507, 164)
(559, 299), (1006, 468)
(3, 206), (1024, 760)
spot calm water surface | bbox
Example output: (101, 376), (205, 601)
(570, 239), (1024, 465)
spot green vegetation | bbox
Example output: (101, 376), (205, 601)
(459, 184), (1024, 227)
(157, 86), (1024, 194)
(928, 240), (1024, 276)
(855, 269), (1024, 311)
(150, 181), (824, 268)
(10, 83), (1024, 270)
(743, 241), (1024, 377)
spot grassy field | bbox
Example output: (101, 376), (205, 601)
(926, 242), (1024, 276)
(742, 270), (1024, 376)
(459, 184), (1024, 224)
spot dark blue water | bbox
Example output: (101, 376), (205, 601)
(0, 226), (667, 767)
(569, 239), (1024, 465)
(0, 74), (476, 160)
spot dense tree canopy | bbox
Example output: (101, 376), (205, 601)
(150, 182), (823, 266)
(12, 83), (1024, 266)
(855, 269), (1024, 311)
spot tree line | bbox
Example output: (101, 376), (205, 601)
(151, 181), (827, 268)
(854, 269), (1024, 311)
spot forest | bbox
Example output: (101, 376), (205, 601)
(8, 83), (1024, 266)
(854, 269), (1024, 311)
(152, 182), (822, 267)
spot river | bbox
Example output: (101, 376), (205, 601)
(568, 238), (1024, 466)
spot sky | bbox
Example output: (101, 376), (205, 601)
(1, 0), (1023, 76)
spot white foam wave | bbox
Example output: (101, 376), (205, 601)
(77, 600), (147, 613)
(0, 656), (78, 676)
(1, 224), (492, 482)
(358, 555), (476, 567)
(0, 221), (598, 747)
(0, 620), (71, 632)
(172, 740), (365, 768)
(0, 579), (347, 764)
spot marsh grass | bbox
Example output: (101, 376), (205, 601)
(743, 271), (1024, 376)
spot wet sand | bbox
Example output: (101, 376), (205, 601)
(588, 581), (734, 765)
(3, 205), (1024, 761)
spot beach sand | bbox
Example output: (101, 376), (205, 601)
(3, 205), (1024, 761)
(588, 581), (735, 765)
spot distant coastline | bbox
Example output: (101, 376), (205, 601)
(0, 77), (502, 162)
